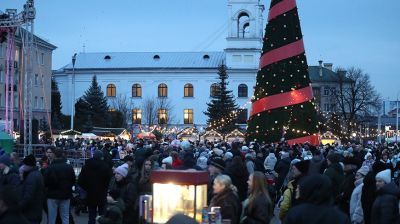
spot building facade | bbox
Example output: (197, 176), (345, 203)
(54, 0), (346, 129)
(0, 28), (56, 130)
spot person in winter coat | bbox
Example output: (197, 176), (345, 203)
(207, 157), (225, 204)
(97, 189), (125, 224)
(361, 161), (387, 224)
(241, 171), (273, 224)
(274, 152), (291, 193)
(307, 149), (326, 175)
(44, 149), (76, 224)
(0, 186), (30, 224)
(78, 150), (113, 224)
(362, 153), (375, 170)
(350, 166), (369, 224)
(371, 169), (400, 224)
(337, 157), (358, 215)
(138, 158), (153, 195)
(245, 153), (256, 175)
(19, 154), (45, 224)
(209, 175), (241, 224)
(108, 165), (138, 224)
(279, 160), (309, 221)
(225, 156), (249, 202)
(323, 153), (344, 200)
(0, 153), (20, 188)
(264, 151), (277, 171)
(284, 174), (350, 224)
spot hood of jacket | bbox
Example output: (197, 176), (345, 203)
(378, 182), (400, 197)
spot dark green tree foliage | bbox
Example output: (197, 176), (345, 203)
(246, 0), (319, 142)
(51, 79), (63, 129)
(74, 98), (91, 132)
(39, 117), (49, 132)
(108, 110), (124, 128)
(204, 64), (238, 134)
(82, 75), (109, 127)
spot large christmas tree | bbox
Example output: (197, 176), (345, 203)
(246, 0), (319, 144)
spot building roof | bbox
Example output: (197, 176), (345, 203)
(60, 52), (225, 70)
(15, 28), (57, 50)
(308, 66), (350, 83)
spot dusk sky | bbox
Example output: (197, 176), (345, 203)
(2, 0), (399, 99)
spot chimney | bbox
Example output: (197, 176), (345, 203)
(324, 63), (333, 71)
(318, 60), (323, 77)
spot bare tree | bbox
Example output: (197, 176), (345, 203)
(110, 94), (134, 128)
(141, 97), (176, 126)
(335, 67), (382, 135)
(142, 97), (158, 126)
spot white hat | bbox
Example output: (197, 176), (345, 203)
(364, 152), (372, 160)
(115, 166), (128, 178)
(213, 148), (224, 157)
(376, 169), (391, 184)
(162, 156), (173, 165)
(241, 146), (249, 152)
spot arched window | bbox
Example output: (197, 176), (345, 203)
(184, 83), (194, 97)
(210, 83), (219, 97)
(132, 84), (142, 97)
(237, 12), (250, 38)
(106, 84), (116, 97)
(158, 83), (167, 97)
(238, 84), (248, 97)
(158, 108), (168, 124)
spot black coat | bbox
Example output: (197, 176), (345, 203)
(242, 194), (273, 224)
(362, 171), (378, 224)
(274, 157), (291, 190)
(109, 178), (138, 224)
(78, 158), (112, 207)
(209, 189), (241, 224)
(0, 210), (30, 224)
(284, 203), (350, 224)
(44, 159), (76, 200)
(0, 167), (20, 188)
(19, 168), (44, 223)
(323, 163), (344, 199)
(371, 182), (400, 224)
(225, 163), (249, 202)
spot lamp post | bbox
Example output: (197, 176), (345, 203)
(396, 93), (399, 144)
(70, 53), (77, 131)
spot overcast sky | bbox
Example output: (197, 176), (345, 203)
(2, 0), (399, 99)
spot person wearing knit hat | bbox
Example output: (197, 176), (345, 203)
(371, 169), (400, 223)
(324, 153), (345, 200)
(22, 154), (36, 167)
(209, 157), (226, 172)
(375, 169), (391, 187)
(114, 165), (128, 178)
(350, 166), (369, 223)
(207, 157), (226, 204)
(362, 152), (375, 171)
(279, 160), (310, 220)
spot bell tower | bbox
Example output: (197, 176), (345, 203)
(225, 0), (264, 69)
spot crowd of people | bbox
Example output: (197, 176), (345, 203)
(0, 137), (400, 224)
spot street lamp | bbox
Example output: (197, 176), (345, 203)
(70, 53), (77, 131)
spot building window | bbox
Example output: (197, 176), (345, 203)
(330, 104), (336, 112)
(324, 103), (330, 112)
(34, 96), (38, 109)
(158, 108), (167, 124)
(41, 53), (44, 65)
(158, 83), (167, 97)
(330, 87), (337, 96)
(14, 95), (18, 108)
(0, 93), (2, 106)
(0, 44), (3, 58)
(132, 84), (142, 97)
(40, 97), (44, 109)
(132, 109), (142, 124)
(108, 108), (116, 112)
(184, 83), (193, 97)
(238, 84), (248, 97)
(34, 74), (39, 85)
(237, 109), (248, 124)
(0, 70), (3, 83)
(210, 83), (219, 97)
(184, 109), (193, 124)
(324, 87), (330, 96)
(41, 75), (44, 86)
(106, 84), (116, 97)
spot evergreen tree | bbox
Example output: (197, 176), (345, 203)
(39, 117), (49, 132)
(246, 0), (319, 143)
(328, 113), (342, 138)
(204, 64), (238, 134)
(81, 75), (109, 128)
(74, 98), (91, 132)
(51, 78), (63, 130)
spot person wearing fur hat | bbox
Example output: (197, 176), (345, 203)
(362, 152), (375, 171)
(19, 154), (45, 224)
(207, 157), (226, 204)
(279, 160), (310, 221)
(350, 166), (369, 224)
(371, 169), (400, 224)
(0, 153), (20, 188)
(324, 153), (345, 200)
(108, 165), (138, 224)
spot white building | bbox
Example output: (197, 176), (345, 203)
(54, 0), (264, 128)
(53, 0), (345, 129)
